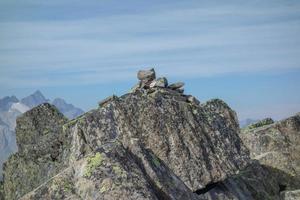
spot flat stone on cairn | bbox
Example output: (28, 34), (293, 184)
(168, 82), (184, 90)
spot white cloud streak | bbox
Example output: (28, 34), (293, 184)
(0, 2), (300, 87)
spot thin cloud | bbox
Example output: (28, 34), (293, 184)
(0, 1), (300, 87)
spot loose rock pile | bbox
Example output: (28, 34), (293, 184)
(135, 68), (183, 91)
(132, 68), (199, 105)
(99, 68), (200, 108)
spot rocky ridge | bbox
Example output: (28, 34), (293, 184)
(240, 114), (300, 199)
(241, 115), (300, 177)
(1, 69), (299, 200)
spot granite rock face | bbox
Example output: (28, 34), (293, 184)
(239, 114), (300, 199)
(20, 141), (201, 200)
(66, 90), (250, 192)
(0, 180), (3, 200)
(2, 104), (68, 200)
(240, 114), (300, 177)
(2, 69), (298, 200)
(280, 189), (300, 200)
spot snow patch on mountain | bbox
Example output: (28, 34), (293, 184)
(10, 103), (30, 114)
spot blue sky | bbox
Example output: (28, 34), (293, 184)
(0, 0), (300, 120)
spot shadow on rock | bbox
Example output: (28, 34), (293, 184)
(195, 162), (300, 200)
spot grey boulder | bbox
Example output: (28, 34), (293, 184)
(137, 68), (156, 82)
(150, 77), (168, 88)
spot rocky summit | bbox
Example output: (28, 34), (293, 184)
(1, 69), (299, 200)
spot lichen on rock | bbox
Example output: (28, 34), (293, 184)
(246, 118), (275, 130)
(84, 152), (104, 178)
(2, 103), (68, 200)
(240, 113), (300, 193)
(240, 114), (300, 177)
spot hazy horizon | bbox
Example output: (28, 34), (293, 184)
(1, 0), (300, 121)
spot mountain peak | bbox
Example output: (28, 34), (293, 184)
(52, 97), (66, 105)
(20, 90), (48, 109)
(32, 90), (43, 97)
(30, 90), (47, 100)
(52, 97), (84, 119)
(0, 96), (19, 111)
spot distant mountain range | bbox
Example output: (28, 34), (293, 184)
(20, 90), (49, 110)
(0, 91), (84, 180)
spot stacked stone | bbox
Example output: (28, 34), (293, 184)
(150, 77), (168, 88)
(137, 68), (157, 88)
(168, 82), (184, 93)
(132, 68), (200, 105)
(136, 68), (184, 91)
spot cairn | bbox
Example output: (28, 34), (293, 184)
(132, 68), (186, 93)
(129, 68), (200, 105)
(99, 68), (200, 107)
